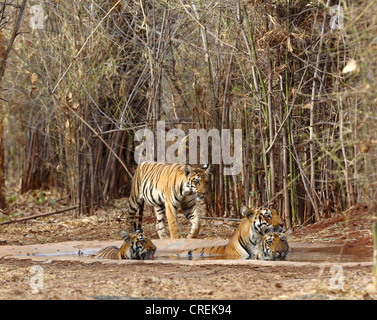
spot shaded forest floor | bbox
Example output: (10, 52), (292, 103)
(0, 189), (376, 300)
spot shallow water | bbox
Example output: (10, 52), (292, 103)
(30, 245), (373, 263)
(163, 246), (373, 263)
(287, 245), (373, 263)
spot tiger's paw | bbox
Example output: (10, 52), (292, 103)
(158, 232), (169, 239)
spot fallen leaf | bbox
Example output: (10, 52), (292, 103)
(341, 59), (359, 74)
(30, 73), (38, 85)
(287, 36), (293, 52)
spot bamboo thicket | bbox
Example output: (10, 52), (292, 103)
(1, 0), (376, 230)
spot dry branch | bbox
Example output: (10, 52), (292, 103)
(0, 205), (79, 225)
(0, 0), (27, 82)
(200, 216), (241, 222)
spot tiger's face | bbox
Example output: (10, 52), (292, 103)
(258, 229), (291, 261)
(121, 229), (157, 260)
(242, 206), (284, 236)
(184, 164), (211, 200)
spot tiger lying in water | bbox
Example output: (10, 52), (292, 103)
(174, 205), (286, 260)
(89, 229), (156, 260)
(255, 229), (291, 261)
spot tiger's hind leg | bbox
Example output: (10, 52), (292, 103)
(125, 195), (143, 234)
(182, 198), (203, 239)
(125, 165), (144, 233)
(136, 198), (145, 230)
(154, 206), (168, 239)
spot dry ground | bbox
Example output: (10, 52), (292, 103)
(0, 191), (376, 300)
(0, 258), (375, 300)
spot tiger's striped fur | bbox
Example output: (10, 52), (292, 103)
(255, 229), (291, 261)
(126, 161), (211, 239)
(175, 206), (284, 259)
(89, 229), (156, 260)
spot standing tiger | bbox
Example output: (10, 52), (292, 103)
(89, 229), (156, 260)
(175, 205), (284, 259)
(255, 229), (291, 261)
(125, 161), (211, 239)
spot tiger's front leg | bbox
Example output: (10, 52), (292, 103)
(181, 198), (202, 239)
(165, 201), (181, 239)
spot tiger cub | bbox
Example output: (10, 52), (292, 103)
(89, 229), (156, 260)
(255, 229), (291, 261)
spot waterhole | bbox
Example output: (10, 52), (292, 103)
(29, 245), (373, 263)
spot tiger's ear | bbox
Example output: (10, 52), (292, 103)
(184, 164), (192, 177)
(283, 228), (291, 239)
(120, 230), (131, 242)
(241, 206), (254, 220)
(203, 164), (211, 175)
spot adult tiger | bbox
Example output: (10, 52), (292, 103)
(255, 229), (291, 261)
(175, 205), (284, 259)
(89, 229), (156, 260)
(125, 161), (211, 239)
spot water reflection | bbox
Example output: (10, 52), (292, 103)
(157, 245), (373, 263)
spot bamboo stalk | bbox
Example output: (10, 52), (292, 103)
(267, 59), (275, 202)
(240, 3), (270, 204)
(285, 0), (295, 226)
(308, 2), (331, 221)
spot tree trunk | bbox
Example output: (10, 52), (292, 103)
(373, 207), (377, 289)
(0, 0), (28, 209)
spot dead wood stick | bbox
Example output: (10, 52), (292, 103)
(200, 216), (241, 222)
(0, 205), (79, 225)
